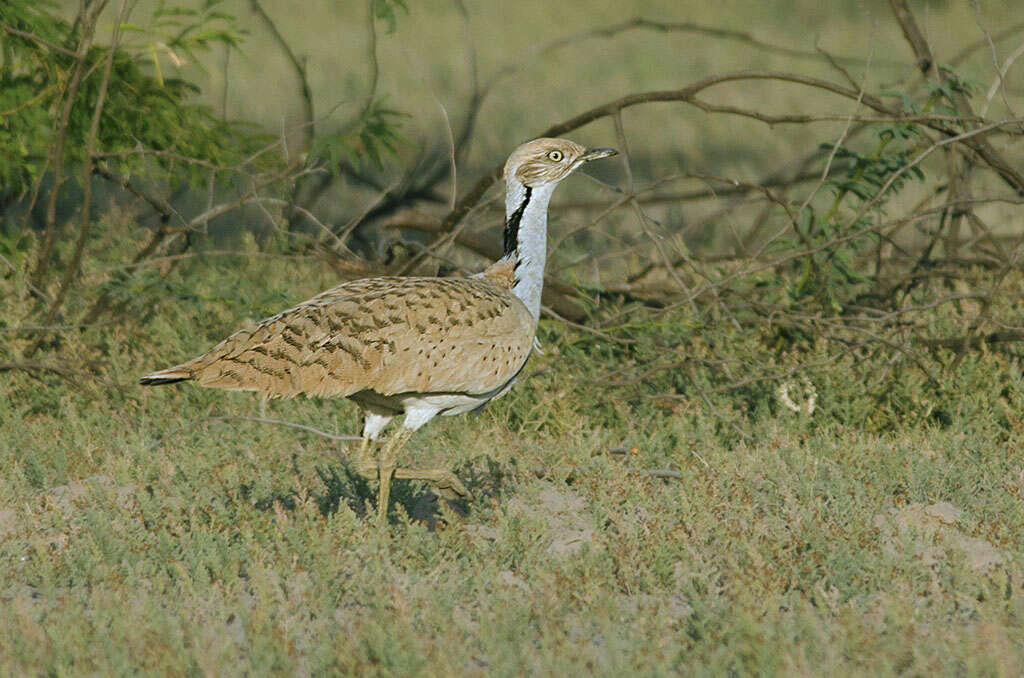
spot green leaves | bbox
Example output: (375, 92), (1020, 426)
(315, 101), (407, 171)
(373, 0), (408, 34)
(0, 231), (33, 269)
(0, 0), (66, 49)
(0, 0), (269, 202)
(781, 116), (932, 316)
(144, 0), (246, 68)
(930, 65), (980, 100)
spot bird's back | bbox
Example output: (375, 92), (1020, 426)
(141, 270), (536, 400)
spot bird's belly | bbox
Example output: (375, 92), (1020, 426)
(410, 393), (490, 416)
(349, 389), (493, 417)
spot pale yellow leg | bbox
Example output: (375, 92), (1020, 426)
(353, 413), (392, 482)
(377, 427), (415, 523)
(357, 417), (469, 520)
(353, 436), (378, 481)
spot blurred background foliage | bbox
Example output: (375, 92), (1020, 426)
(1, 0), (1023, 430)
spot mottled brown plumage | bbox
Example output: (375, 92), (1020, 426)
(140, 138), (617, 521)
(141, 271), (533, 402)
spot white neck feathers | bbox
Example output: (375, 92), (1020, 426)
(502, 178), (555, 323)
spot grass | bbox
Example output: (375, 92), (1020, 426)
(3, 249), (1024, 675)
(6, 1), (1024, 673)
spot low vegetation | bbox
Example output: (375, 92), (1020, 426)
(2, 0), (1024, 673)
(3, 241), (1024, 674)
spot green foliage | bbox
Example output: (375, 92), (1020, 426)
(0, 229), (32, 269)
(0, 1), (64, 197)
(94, 269), (200, 323)
(0, 0), (273, 202)
(315, 100), (407, 171)
(769, 123), (926, 316)
(752, 63), (985, 324)
(373, 0), (409, 34)
(122, 0), (247, 73)
(927, 66), (980, 106)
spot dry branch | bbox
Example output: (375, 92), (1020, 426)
(889, 0), (1024, 196)
(30, 0), (109, 287)
(9, 3), (1024, 427)
(28, 0), (126, 357)
(147, 414), (362, 451)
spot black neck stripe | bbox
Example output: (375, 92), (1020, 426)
(503, 186), (532, 257)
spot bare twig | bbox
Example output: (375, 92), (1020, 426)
(0, 360), (83, 386)
(426, 68), (1014, 258)
(30, 0), (109, 286)
(93, 162), (184, 227)
(481, 16), (897, 103)
(1, 321), (116, 333)
(437, 99), (458, 212)
(889, 0), (1024, 195)
(0, 21), (80, 57)
(921, 330), (1024, 350)
(86, 249), (318, 277)
(147, 414), (362, 451)
(628, 468), (684, 481)
(80, 161), (312, 325)
(950, 20), (1024, 67)
(981, 41), (1024, 118)
(30, 0), (127, 356)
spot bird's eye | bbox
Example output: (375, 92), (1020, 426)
(547, 150), (564, 162)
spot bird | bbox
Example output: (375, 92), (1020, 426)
(140, 138), (617, 521)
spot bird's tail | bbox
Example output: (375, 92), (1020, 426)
(139, 364), (194, 386)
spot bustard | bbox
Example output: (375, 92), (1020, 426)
(140, 138), (617, 520)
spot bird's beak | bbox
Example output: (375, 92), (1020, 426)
(580, 147), (618, 162)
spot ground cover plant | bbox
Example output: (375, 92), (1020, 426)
(2, 0), (1024, 674)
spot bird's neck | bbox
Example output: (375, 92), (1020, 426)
(501, 178), (555, 323)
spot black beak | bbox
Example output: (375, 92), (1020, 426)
(580, 148), (618, 162)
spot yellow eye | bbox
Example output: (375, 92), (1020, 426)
(547, 150), (564, 162)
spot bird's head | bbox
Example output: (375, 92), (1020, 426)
(504, 138), (617, 188)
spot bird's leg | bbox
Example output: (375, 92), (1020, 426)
(354, 412), (393, 481)
(377, 426), (415, 523)
(393, 467), (469, 500)
(353, 436), (378, 481)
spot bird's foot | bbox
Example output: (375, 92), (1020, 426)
(393, 467), (470, 501)
(353, 459), (378, 482)
(352, 437), (379, 481)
